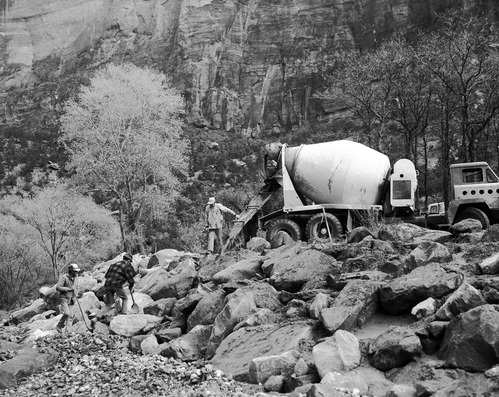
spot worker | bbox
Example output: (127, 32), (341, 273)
(55, 263), (81, 333)
(93, 252), (136, 324)
(204, 196), (239, 255)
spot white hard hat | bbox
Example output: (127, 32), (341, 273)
(207, 197), (215, 204)
(68, 263), (81, 272)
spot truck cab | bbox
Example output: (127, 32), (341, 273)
(427, 162), (499, 230)
(425, 202), (447, 229)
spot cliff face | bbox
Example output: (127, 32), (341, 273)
(0, 0), (497, 169)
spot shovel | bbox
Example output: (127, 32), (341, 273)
(129, 288), (140, 314)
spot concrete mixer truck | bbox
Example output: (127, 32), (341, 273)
(224, 139), (420, 248)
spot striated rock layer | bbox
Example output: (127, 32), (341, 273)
(1, 0), (498, 162)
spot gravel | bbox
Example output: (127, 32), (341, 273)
(0, 333), (267, 397)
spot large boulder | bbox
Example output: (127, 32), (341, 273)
(246, 237), (271, 253)
(233, 308), (278, 331)
(319, 368), (394, 397)
(148, 249), (182, 269)
(411, 297), (437, 319)
(435, 282), (487, 321)
(9, 299), (47, 325)
(109, 314), (163, 337)
(438, 304), (499, 371)
(312, 330), (361, 378)
(135, 258), (197, 299)
(74, 275), (99, 294)
(270, 231), (296, 249)
(140, 335), (159, 355)
(198, 250), (261, 283)
(125, 292), (154, 314)
(248, 349), (300, 385)
(0, 348), (59, 389)
(414, 373), (498, 397)
(238, 282), (282, 311)
(479, 252), (499, 275)
(380, 264), (463, 315)
(368, 326), (422, 371)
(186, 289), (226, 332)
(160, 324), (213, 361)
(22, 315), (62, 334)
(205, 289), (257, 359)
(70, 291), (101, 325)
(378, 223), (451, 245)
(449, 219), (483, 235)
(402, 242), (452, 274)
(173, 292), (203, 315)
(319, 281), (381, 333)
(309, 293), (330, 319)
(210, 322), (319, 382)
(341, 253), (383, 273)
(261, 243), (303, 275)
(347, 226), (375, 243)
(264, 248), (341, 292)
(155, 326), (182, 344)
(143, 297), (176, 317)
(212, 257), (265, 284)
(39, 285), (60, 311)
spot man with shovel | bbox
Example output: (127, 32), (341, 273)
(56, 263), (81, 333)
(92, 253), (137, 327)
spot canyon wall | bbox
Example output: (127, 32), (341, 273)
(0, 0), (497, 163)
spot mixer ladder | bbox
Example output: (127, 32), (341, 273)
(223, 183), (277, 251)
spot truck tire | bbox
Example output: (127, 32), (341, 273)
(454, 207), (490, 230)
(266, 219), (302, 242)
(306, 213), (343, 242)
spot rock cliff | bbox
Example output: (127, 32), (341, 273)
(0, 0), (498, 169)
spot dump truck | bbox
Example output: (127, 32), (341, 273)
(224, 139), (421, 249)
(425, 161), (499, 230)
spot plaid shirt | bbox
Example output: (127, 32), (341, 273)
(104, 260), (136, 288)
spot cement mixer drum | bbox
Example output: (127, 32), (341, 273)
(283, 140), (391, 206)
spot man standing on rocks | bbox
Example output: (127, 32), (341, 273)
(56, 263), (81, 333)
(92, 253), (136, 325)
(204, 196), (239, 256)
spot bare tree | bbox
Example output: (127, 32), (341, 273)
(0, 214), (45, 308)
(12, 184), (120, 282)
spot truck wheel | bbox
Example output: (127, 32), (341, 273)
(265, 219), (302, 242)
(454, 207), (490, 229)
(306, 213), (343, 242)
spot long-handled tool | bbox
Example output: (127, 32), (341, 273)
(71, 277), (93, 333)
(74, 294), (93, 333)
(129, 287), (139, 314)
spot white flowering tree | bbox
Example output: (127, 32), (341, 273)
(59, 63), (188, 252)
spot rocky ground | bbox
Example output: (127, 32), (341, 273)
(2, 222), (499, 397)
(0, 332), (265, 397)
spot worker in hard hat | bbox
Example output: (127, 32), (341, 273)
(55, 263), (81, 333)
(205, 197), (239, 256)
(93, 252), (136, 324)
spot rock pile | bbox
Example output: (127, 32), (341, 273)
(0, 333), (263, 397)
(2, 222), (499, 396)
